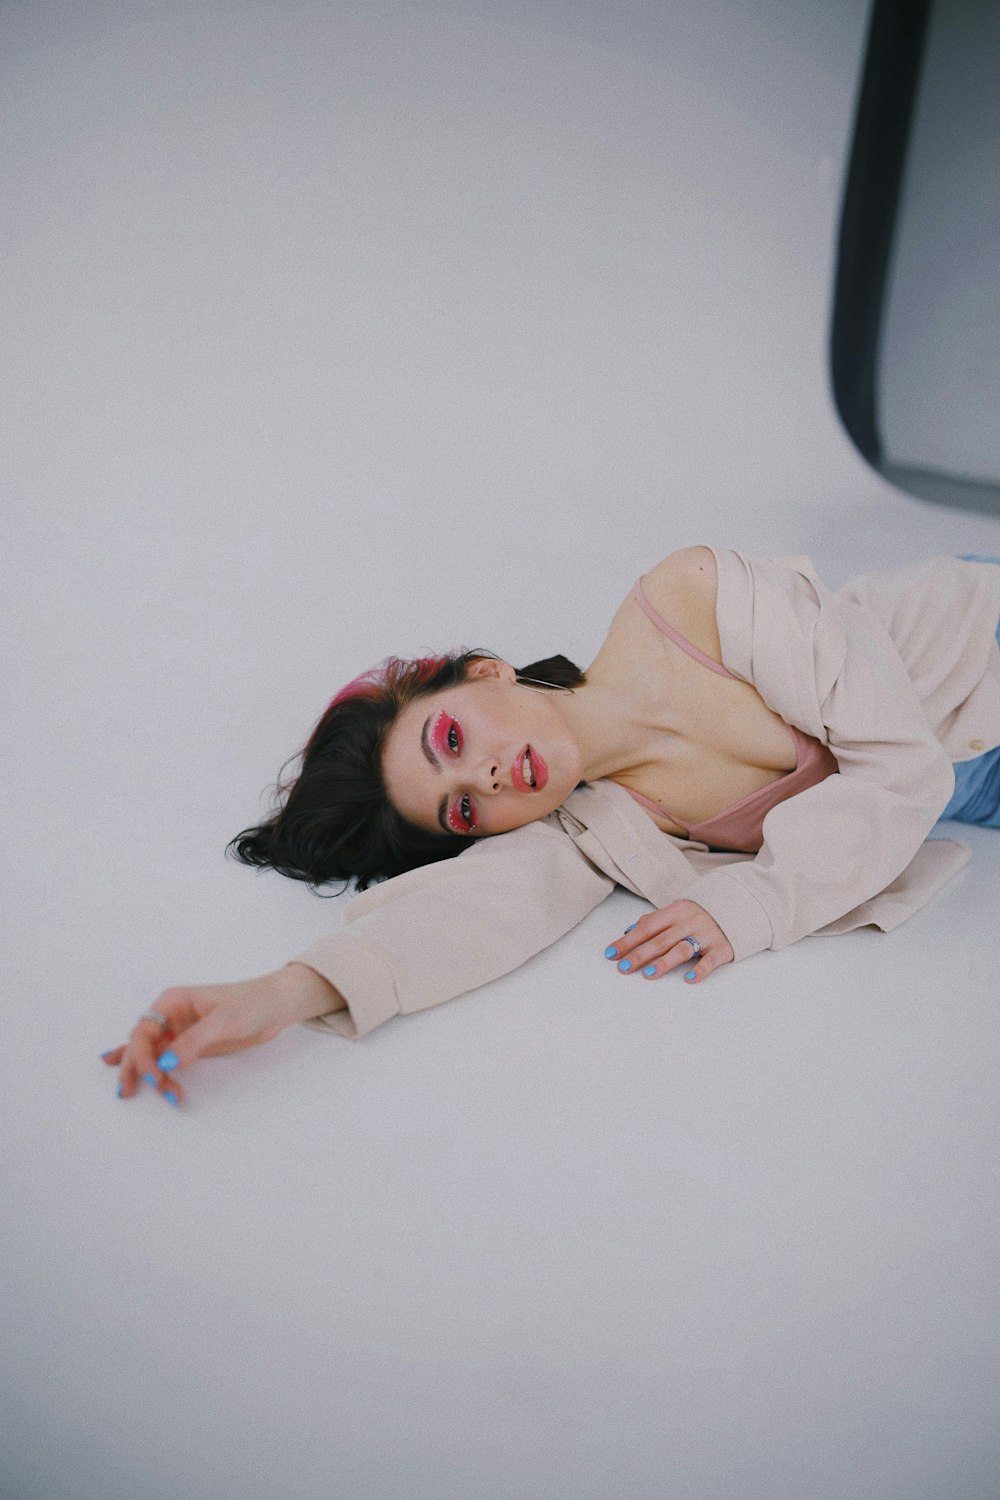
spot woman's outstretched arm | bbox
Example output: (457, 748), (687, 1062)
(103, 813), (616, 1100)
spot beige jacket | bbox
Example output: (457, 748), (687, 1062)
(293, 550), (1000, 1040)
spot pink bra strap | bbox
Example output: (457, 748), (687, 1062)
(632, 575), (736, 679)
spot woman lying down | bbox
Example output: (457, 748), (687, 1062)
(102, 545), (1000, 1105)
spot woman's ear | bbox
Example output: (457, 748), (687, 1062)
(466, 656), (516, 682)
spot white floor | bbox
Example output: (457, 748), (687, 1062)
(4, 4), (1000, 1498)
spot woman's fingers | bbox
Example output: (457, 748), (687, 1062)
(605, 900), (734, 986)
(644, 934), (721, 984)
(102, 989), (193, 1102)
(103, 975), (294, 1104)
(117, 1023), (164, 1099)
(116, 1050), (141, 1099)
(151, 1072), (185, 1106)
(108, 1045), (185, 1104)
(153, 1006), (234, 1071)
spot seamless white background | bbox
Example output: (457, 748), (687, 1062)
(4, 3), (999, 1497)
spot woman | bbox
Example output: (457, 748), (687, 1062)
(102, 545), (1000, 1105)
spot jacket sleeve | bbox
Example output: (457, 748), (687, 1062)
(676, 556), (957, 959)
(288, 816), (616, 1039)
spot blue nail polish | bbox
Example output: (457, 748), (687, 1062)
(158, 1050), (179, 1072)
(116, 1083), (124, 1098)
(617, 958), (632, 972)
(685, 970), (696, 981)
(625, 924), (637, 933)
(643, 965), (656, 976)
(604, 946), (618, 959)
(143, 1072), (157, 1088)
(163, 1090), (179, 1106)
(100, 1049), (115, 1058)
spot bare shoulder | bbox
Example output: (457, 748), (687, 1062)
(644, 545), (718, 600)
(638, 546), (721, 658)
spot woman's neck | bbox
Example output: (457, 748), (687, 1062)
(547, 678), (672, 786)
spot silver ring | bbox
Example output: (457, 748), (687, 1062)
(141, 1009), (171, 1032)
(680, 936), (702, 960)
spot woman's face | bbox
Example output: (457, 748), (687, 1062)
(381, 659), (584, 838)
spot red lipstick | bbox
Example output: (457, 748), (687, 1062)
(512, 745), (548, 792)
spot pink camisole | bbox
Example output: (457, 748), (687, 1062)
(623, 574), (839, 852)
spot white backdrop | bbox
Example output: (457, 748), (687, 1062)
(4, 3), (1000, 1498)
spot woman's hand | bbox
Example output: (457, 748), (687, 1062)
(100, 964), (344, 1105)
(603, 900), (734, 986)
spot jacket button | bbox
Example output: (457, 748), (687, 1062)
(970, 739), (986, 751)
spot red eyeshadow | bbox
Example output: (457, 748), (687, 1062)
(432, 713), (460, 756)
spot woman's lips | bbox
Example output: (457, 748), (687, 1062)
(512, 745), (548, 792)
(530, 746), (548, 791)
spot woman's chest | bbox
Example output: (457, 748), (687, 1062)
(592, 604), (799, 835)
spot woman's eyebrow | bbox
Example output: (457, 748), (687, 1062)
(420, 716), (441, 773)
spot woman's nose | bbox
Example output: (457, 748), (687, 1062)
(473, 759), (503, 793)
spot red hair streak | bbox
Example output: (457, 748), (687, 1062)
(325, 654), (453, 712)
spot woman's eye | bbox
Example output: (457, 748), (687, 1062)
(447, 722), (460, 753)
(459, 794), (474, 829)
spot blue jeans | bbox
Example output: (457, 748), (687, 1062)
(937, 555), (1000, 828)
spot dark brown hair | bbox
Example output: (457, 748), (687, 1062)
(226, 650), (584, 895)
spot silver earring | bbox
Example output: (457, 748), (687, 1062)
(515, 674), (575, 695)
